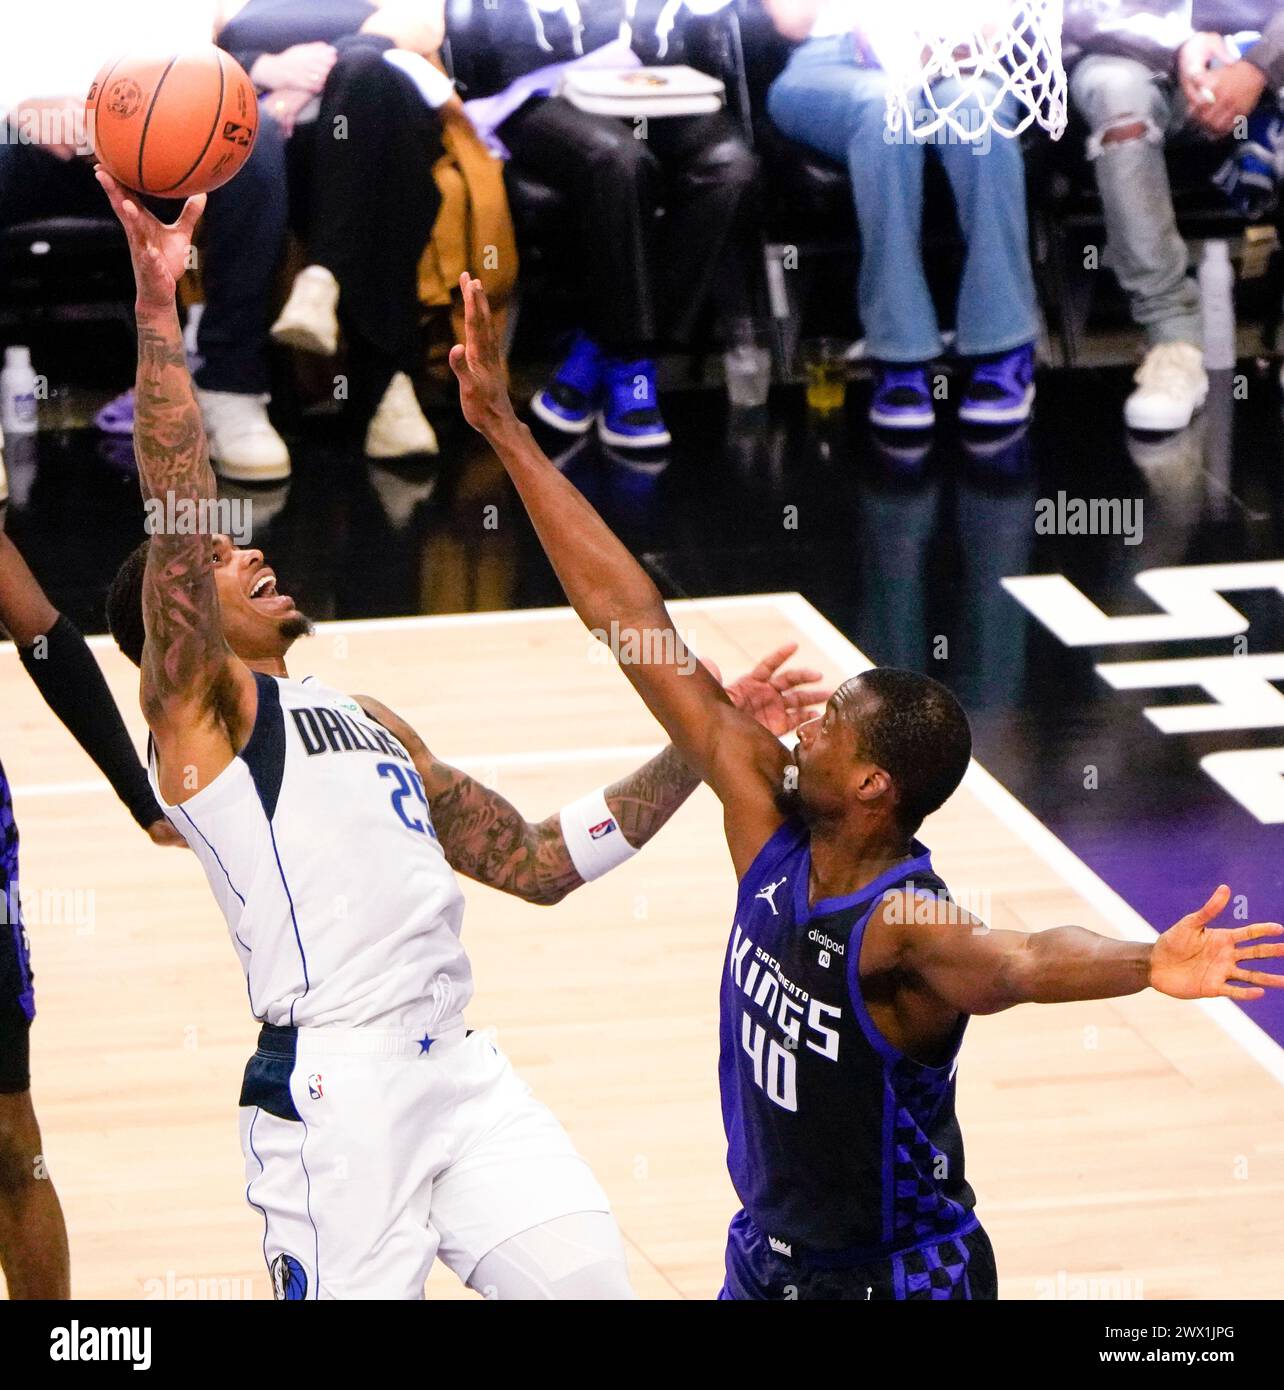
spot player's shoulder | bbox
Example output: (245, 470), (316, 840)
(736, 817), (808, 895)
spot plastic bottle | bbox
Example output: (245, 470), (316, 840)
(1199, 240), (1237, 372)
(0, 346), (38, 435)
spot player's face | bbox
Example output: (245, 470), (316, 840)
(793, 681), (889, 821)
(210, 534), (310, 659)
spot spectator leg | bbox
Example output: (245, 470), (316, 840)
(767, 37), (940, 363)
(194, 113), (288, 396)
(0, 137), (101, 224)
(930, 80), (1040, 358)
(646, 109), (760, 345)
(1069, 53), (1201, 347)
(498, 96), (663, 356)
(297, 50), (445, 421)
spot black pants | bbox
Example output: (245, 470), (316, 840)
(198, 48), (444, 422)
(0, 139), (103, 222)
(497, 97), (759, 356)
(0, 133), (255, 395)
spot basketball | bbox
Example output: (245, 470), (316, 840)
(85, 46), (258, 199)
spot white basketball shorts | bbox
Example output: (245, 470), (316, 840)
(237, 1020), (612, 1299)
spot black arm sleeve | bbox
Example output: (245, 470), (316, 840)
(17, 614), (163, 831)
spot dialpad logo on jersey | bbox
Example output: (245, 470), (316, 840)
(588, 818), (617, 840)
(808, 929), (846, 970)
(307, 1073), (323, 1100)
(270, 1252), (308, 1301)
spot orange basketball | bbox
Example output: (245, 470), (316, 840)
(86, 46), (258, 199)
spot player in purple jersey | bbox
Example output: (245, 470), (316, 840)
(0, 526), (182, 1299)
(451, 271), (1284, 1300)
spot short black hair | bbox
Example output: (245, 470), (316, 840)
(848, 669), (972, 833)
(107, 539), (149, 668)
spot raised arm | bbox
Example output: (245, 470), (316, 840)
(0, 530), (181, 844)
(95, 170), (257, 799)
(450, 276), (791, 875)
(357, 650), (828, 903)
(869, 884), (1284, 1018)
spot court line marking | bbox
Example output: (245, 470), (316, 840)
(773, 591), (1284, 1088)
(10, 744), (670, 800)
(0, 591), (801, 657)
(10, 593), (1281, 1082)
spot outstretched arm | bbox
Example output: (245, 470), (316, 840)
(450, 275), (792, 876)
(870, 885), (1284, 1016)
(0, 530), (182, 845)
(357, 650), (828, 904)
(96, 169), (256, 799)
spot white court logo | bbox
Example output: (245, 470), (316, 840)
(1004, 561), (1284, 824)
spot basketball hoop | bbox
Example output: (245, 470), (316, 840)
(874, 0), (1067, 144)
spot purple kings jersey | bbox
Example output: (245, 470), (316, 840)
(719, 819), (978, 1262)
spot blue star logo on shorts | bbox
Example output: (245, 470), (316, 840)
(417, 1034), (432, 1055)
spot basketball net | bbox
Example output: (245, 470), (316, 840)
(870, 0), (1068, 143)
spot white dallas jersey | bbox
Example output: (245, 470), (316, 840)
(149, 672), (473, 1030)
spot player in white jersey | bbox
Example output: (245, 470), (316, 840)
(95, 170), (828, 1299)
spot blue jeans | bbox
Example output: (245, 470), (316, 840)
(1069, 54), (1202, 347)
(767, 35), (1039, 362)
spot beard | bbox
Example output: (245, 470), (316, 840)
(773, 766), (807, 822)
(279, 612), (315, 646)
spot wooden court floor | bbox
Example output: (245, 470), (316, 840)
(3, 593), (1283, 1300)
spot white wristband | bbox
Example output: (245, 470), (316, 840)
(559, 788), (639, 882)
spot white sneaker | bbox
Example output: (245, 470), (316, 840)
(196, 389), (291, 482)
(270, 265), (340, 356)
(1124, 342), (1209, 432)
(364, 372), (439, 458)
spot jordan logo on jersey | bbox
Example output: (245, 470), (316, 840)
(755, 877), (787, 916)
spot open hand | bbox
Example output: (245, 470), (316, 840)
(146, 816), (188, 848)
(1196, 59), (1268, 136)
(262, 87), (316, 139)
(251, 43), (337, 96)
(722, 643), (831, 736)
(1150, 884), (1284, 1001)
(94, 166), (204, 311)
(449, 273), (516, 440)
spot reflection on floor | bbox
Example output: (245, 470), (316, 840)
(6, 360), (1284, 1049)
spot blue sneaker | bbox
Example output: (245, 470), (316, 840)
(598, 357), (671, 448)
(960, 344), (1036, 426)
(869, 365), (935, 430)
(531, 332), (603, 434)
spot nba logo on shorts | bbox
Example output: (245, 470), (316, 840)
(588, 818), (617, 840)
(307, 1073), (323, 1100)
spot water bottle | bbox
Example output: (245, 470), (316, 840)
(1199, 240), (1236, 372)
(183, 302), (205, 374)
(0, 346), (38, 435)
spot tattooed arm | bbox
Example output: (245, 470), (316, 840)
(416, 743), (698, 907)
(356, 648), (829, 905)
(96, 169), (257, 798)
